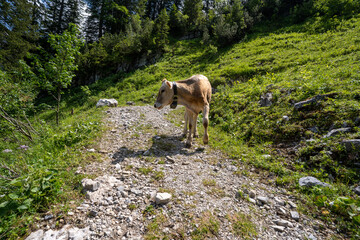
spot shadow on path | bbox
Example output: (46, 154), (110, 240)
(111, 135), (204, 164)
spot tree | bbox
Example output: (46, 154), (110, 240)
(169, 3), (186, 37)
(32, 24), (84, 125)
(146, 0), (174, 20)
(183, 0), (204, 34)
(230, 0), (246, 38)
(86, 0), (131, 40)
(213, 14), (238, 45)
(154, 8), (170, 50)
(44, 0), (83, 34)
(0, 0), (38, 71)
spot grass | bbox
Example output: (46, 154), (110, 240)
(227, 212), (257, 239)
(190, 211), (220, 240)
(0, 104), (103, 239)
(138, 167), (153, 175)
(202, 179), (216, 187)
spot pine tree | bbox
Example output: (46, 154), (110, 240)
(154, 8), (170, 50)
(44, 0), (83, 34)
(0, 0), (38, 71)
(169, 3), (186, 37)
(230, 0), (246, 38)
(183, 0), (204, 34)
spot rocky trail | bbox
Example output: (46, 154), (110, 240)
(26, 106), (342, 240)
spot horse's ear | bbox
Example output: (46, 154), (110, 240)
(162, 78), (167, 82)
(166, 80), (173, 89)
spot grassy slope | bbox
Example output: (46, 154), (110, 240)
(92, 16), (360, 237)
(2, 15), (360, 239)
(0, 101), (103, 238)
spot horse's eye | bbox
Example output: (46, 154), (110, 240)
(161, 90), (165, 93)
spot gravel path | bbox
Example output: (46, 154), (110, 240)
(26, 105), (342, 240)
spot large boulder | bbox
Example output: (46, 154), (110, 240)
(299, 176), (330, 187)
(96, 99), (118, 107)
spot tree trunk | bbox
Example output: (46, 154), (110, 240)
(58, 0), (65, 33)
(56, 86), (61, 125)
(99, 0), (105, 38)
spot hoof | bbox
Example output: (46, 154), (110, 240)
(193, 134), (199, 138)
(185, 142), (192, 148)
(203, 137), (209, 145)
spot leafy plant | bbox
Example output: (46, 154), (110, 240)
(28, 24), (84, 125)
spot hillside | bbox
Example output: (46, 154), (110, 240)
(88, 16), (360, 237)
(1, 11), (360, 240)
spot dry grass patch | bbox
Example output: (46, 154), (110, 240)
(191, 211), (220, 240)
(227, 212), (257, 239)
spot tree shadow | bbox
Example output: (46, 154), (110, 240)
(111, 134), (204, 164)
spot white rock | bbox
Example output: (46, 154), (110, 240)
(96, 99), (118, 107)
(273, 219), (293, 228)
(277, 206), (287, 216)
(274, 197), (285, 206)
(299, 176), (330, 187)
(271, 225), (285, 232)
(155, 192), (172, 204)
(256, 196), (269, 204)
(290, 211), (300, 221)
(26, 230), (44, 240)
(288, 200), (297, 208)
(81, 179), (100, 192)
(68, 227), (90, 240)
(42, 229), (58, 240)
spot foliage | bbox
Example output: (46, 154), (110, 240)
(29, 24), (84, 125)
(0, 0), (38, 71)
(154, 8), (170, 50)
(0, 107), (102, 239)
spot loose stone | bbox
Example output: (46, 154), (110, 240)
(290, 211), (300, 221)
(155, 193), (172, 204)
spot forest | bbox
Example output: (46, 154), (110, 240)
(1, 0), (360, 239)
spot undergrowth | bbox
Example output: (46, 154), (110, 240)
(0, 105), (103, 239)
